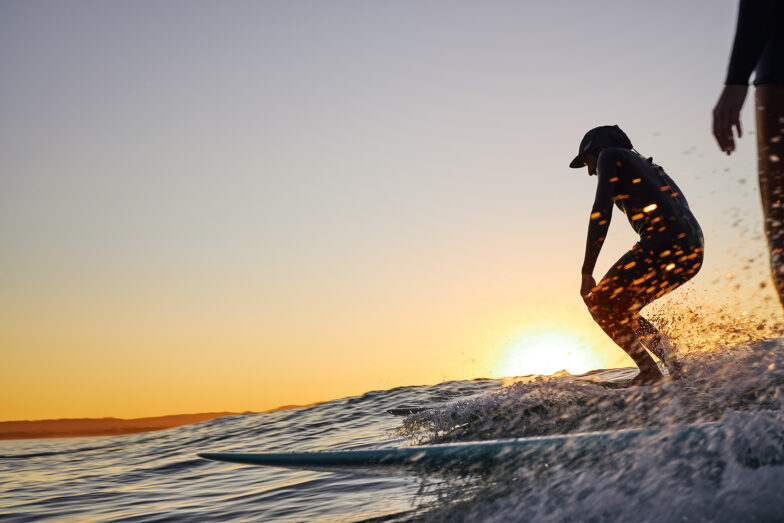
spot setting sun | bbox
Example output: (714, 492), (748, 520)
(493, 330), (603, 377)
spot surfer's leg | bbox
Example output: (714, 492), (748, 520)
(756, 85), (784, 309)
(588, 243), (703, 384)
(587, 246), (662, 382)
(633, 315), (685, 378)
(587, 301), (662, 382)
(634, 316), (666, 361)
(630, 243), (703, 377)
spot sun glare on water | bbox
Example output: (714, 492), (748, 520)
(493, 330), (602, 378)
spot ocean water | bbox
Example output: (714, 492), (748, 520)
(3, 331), (784, 521)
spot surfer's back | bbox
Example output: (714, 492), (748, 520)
(597, 148), (702, 245)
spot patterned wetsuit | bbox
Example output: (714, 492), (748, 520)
(583, 148), (703, 362)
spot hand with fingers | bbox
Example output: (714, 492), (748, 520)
(712, 84), (748, 155)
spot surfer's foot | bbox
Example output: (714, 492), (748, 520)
(664, 358), (683, 380)
(617, 371), (664, 388)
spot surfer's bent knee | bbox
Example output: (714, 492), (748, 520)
(590, 241), (703, 325)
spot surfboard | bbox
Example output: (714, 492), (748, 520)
(386, 406), (430, 416)
(199, 422), (719, 476)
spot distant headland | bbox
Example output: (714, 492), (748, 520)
(0, 402), (322, 440)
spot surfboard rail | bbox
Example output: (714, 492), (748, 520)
(198, 423), (717, 475)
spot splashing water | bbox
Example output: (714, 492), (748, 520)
(3, 301), (784, 521)
(396, 298), (784, 520)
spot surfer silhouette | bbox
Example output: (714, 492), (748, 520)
(571, 125), (704, 386)
(712, 0), (784, 308)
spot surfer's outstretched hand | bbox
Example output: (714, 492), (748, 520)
(580, 274), (596, 300)
(712, 84), (747, 154)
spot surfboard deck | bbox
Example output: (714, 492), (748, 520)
(386, 406), (430, 416)
(199, 423), (718, 476)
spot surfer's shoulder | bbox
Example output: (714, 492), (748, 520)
(597, 147), (634, 164)
(596, 148), (635, 176)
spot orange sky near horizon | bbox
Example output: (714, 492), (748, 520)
(2, 0), (781, 421)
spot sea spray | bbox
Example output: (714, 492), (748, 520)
(398, 295), (784, 520)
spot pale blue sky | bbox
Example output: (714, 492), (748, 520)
(0, 1), (772, 419)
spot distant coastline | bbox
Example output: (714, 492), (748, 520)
(0, 402), (322, 441)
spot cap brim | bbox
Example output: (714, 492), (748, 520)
(569, 154), (585, 169)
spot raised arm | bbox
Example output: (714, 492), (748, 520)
(713, 0), (771, 154)
(725, 0), (769, 85)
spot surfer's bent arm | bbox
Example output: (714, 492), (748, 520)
(581, 171), (613, 276)
(726, 0), (768, 85)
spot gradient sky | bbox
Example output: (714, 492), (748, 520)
(1, 0), (775, 421)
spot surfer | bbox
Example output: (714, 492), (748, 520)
(571, 125), (704, 386)
(712, 0), (784, 308)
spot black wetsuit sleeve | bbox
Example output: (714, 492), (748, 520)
(581, 171), (613, 275)
(725, 0), (769, 85)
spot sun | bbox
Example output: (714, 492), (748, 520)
(493, 329), (603, 377)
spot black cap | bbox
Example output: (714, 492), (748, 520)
(569, 125), (633, 168)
